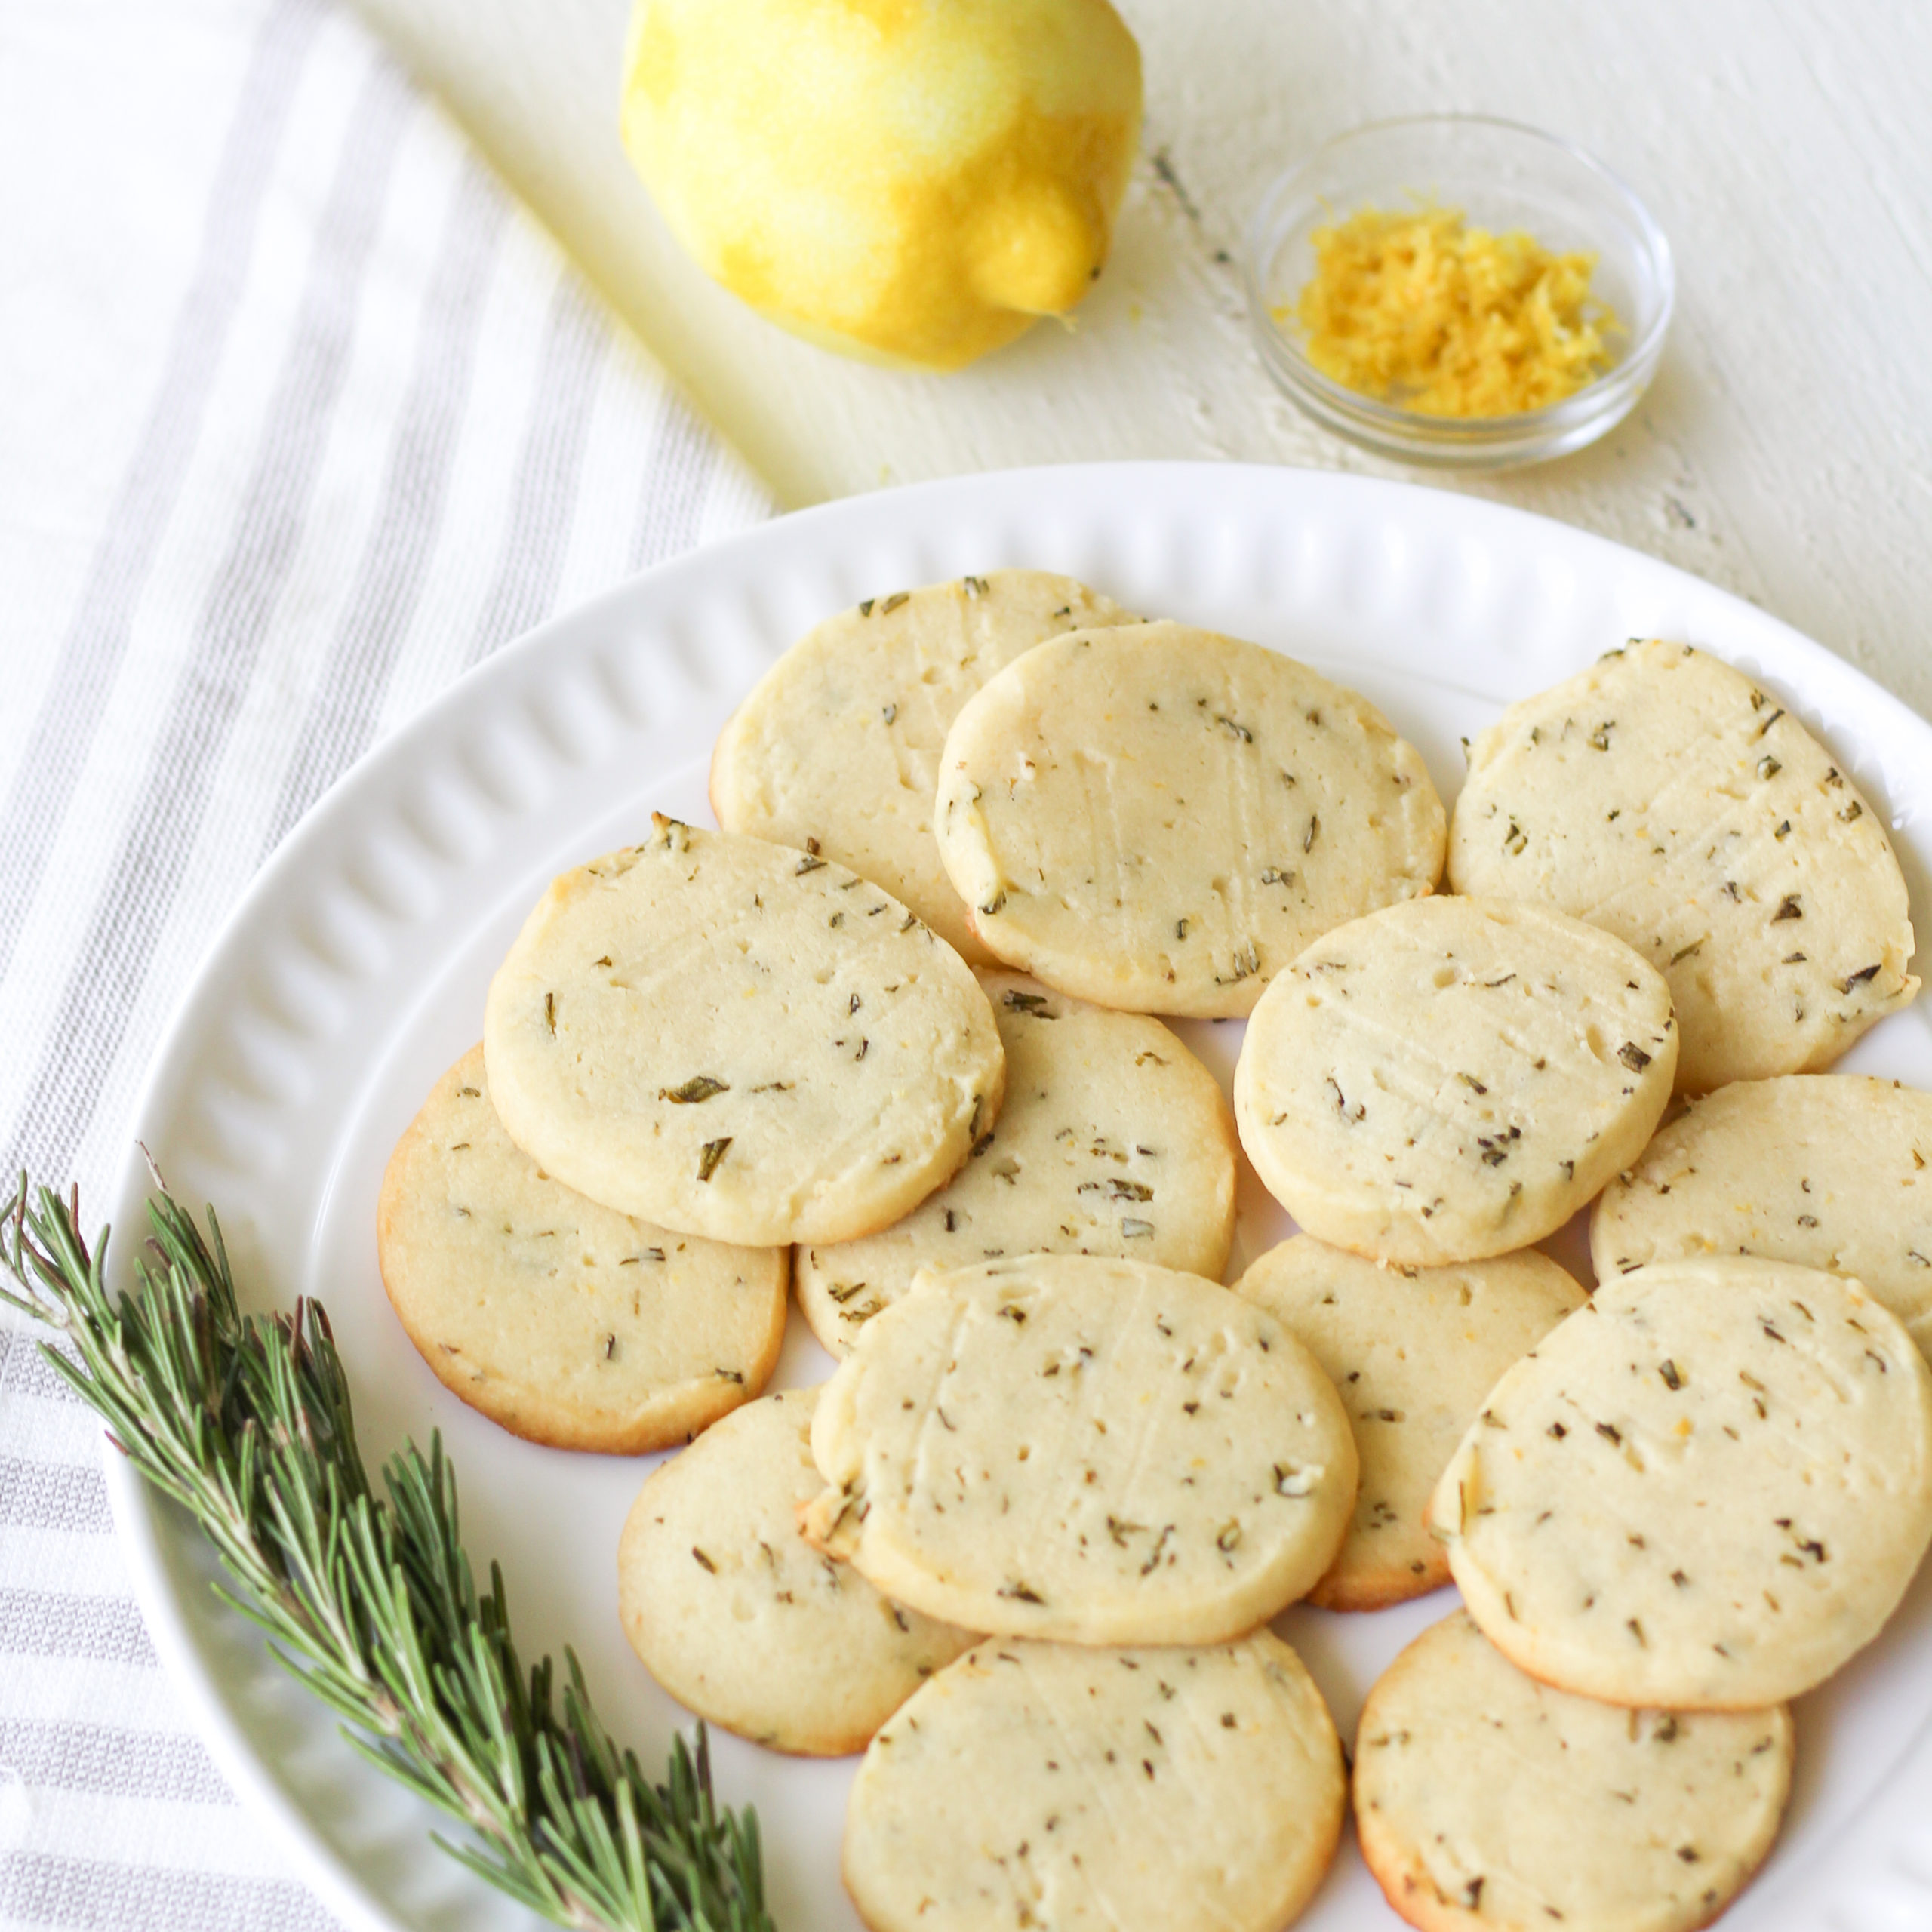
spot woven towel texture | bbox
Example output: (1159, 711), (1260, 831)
(0, 0), (772, 1922)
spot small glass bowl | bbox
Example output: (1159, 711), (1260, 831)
(1246, 115), (1674, 470)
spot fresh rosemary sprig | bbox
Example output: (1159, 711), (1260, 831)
(2, 1174), (774, 1932)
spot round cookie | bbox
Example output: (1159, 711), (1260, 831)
(1448, 638), (1918, 1092)
(1234, 896), (1678, 1266)
(800, 1254), (1358, 1644)
(617, 1389), (974, 1755)
(1432, 1255), (1932, 1708)
(1234, 1236), (1586, 1610)
(484, 814), (1005, 1246)
(1592, 1075), (1932, 1359)
(795, 972), (1236, 1358)
(711, 571), (1135, 965)
(932, 620), (1445, 1017)
(844, 1632), (1344, 1932)
(1355, 1612), (1793, 1932)
(377, 1046), (786, 1452)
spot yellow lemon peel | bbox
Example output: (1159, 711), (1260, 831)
(1287, 203), (1619, 417)
(621, 0), (1141, 371)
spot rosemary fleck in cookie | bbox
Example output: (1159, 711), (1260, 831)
(1234, 896), (1677, 1266)
(711, 571), (1134, 964)
(617, 1389), (974, 1755)
(484, 816), (1004, 1246)
(1592, 1074), (1932, 1358)
(1234, 1236), (1585, 1610)
(801, 1254), (1357, 1644)
(377, 1047), (786, 1453)
(844, 1632), (1344, 1932)
(1432, 1256), (1932, 1708)
(1448, 639), (1917, 1091)
(795, 972), (1235, 1358)
(932, 620), (1444, 1017)
(1355, 1612), (1792, 1932)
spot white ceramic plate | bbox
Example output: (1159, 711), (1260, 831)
(107, 463), (1932, 1932)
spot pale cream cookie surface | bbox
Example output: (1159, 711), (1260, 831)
(931, 620), (1445, 1017)
(1234, 1236), (1586, 1610)
(710, 571), (1135, 964)
(1592, 1075), (1932, 1359)
(1355, 1611), (1793, 1932)
(1432, 1256), (1932, 1708)
(616, 1389), (974, 1756)
(801, 1255), (1358, 1644)
(1448, 639), (1917, 1091)
(1234, 896), (1678, 1266)
(483, 815), (1005, 1246)
(795, 971), (1235, 1358)
(377, 1045), (786, 1453)
(844, 1632), (1344, 1932)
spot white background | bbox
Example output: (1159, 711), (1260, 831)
(355, 0), (1932, 718)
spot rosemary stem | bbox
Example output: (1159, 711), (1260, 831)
(2, 1174), (774, 1932)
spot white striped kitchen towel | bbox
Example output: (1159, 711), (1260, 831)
(0, 0), (772, 1923)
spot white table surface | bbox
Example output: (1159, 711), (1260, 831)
(354, 0), (1932, 719)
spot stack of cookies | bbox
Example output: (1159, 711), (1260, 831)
(375, 574), (1930, 1932)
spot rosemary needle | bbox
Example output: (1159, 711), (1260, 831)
(2, 1174), (774, 1932)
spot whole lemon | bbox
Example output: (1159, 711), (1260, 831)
(620, 0), (1143, 371)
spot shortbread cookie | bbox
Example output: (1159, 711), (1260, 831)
(1234, 897), (1677, 1266)
(1355, 1612), (1792, 1932)
(795, 972), (1236, 1357)
(712, 572), (1135, 964)
(1235, 1237), (1586, 1610)
(845, 1632), (1344, 1932)
(932, 621), (1445, 1017)
(377, 1047), (786, 1452)
(617, 1389), (974, 1755)
(484, 815), (1005, 1245)
(1432, 1256), (1932, 1708)
(1592, 1075), (1932, 1358)
(801, 1254), (1358, 1644)
(1448, 639), (1918, 1091)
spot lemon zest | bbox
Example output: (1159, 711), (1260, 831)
(1286, 203), (1619, 417)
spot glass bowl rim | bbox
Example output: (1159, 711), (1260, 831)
(1244, 111), (1676, 438)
